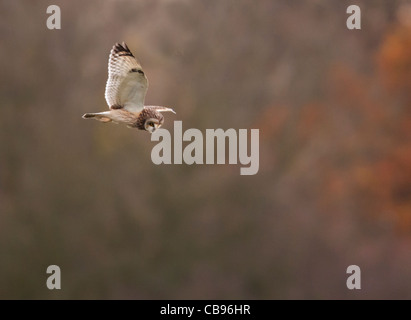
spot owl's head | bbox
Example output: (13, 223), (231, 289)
(144, 116), (164, 133)
(138, 106), (174, 133)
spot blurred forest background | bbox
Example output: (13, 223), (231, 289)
(0, 0), (410, 299)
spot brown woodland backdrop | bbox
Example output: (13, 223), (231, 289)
(0, 0), (410, 299)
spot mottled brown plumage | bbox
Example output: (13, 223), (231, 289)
(135, 108), (164, 130)
(82, 42), (175, 133)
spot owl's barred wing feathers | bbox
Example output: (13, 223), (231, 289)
(105, 42), (148, 114)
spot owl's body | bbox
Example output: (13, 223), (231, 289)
(82, 42), (175, 133)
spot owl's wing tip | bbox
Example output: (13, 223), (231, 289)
(166, 107), (176, 114)
(112, 42), (133, 57)
(149, 106), (176, 114)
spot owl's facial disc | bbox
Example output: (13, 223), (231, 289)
(144, 118), (161, 133)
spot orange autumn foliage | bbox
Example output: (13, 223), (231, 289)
(378, 26), (411, 98)
(259, 25), (411, 233)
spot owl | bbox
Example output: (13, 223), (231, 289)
(82, 42), (175, 133)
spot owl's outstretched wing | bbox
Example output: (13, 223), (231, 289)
(104, 42), (148, 114)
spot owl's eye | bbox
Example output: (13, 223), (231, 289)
(137, 70), (144, 75)
(150, 122), (154, 127)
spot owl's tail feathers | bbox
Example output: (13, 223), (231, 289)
(82, 112), (112, 123)
(82, 113), (95, 119)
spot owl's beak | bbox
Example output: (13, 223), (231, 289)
(149, 125), (159, 134)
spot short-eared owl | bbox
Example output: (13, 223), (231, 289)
(82, 42), (175, 133)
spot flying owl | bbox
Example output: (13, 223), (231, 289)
(82, 42), (175, 133)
